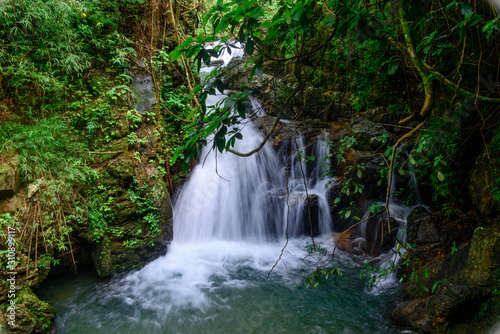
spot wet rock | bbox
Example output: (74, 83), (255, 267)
(88, 167), (173, 277)
(210, 59), (224, 67)
(334, 229), (367, 255)
(357, 215), (398, 256)
(468, 153), (500, 218)
(406, 206), (441, 244)
(392, 297), (433, 331)
(223, 56), (251, 88)
(350, 116), (391, 151)
(1, 287), (56, 334)
(223, 56), (271, 95)
(303, 195), (320, 237)
(0, 155), (21, 200)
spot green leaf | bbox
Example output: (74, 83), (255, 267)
(216, 137), (226, 153)
(217, 125), (227, 138)
(201, 50), (211, 66)
(214, 79), (224, 94)
(245, 39), (255, 55)
(344, 210), (351, 219)
(437, 171), (445, 182)
(357, 169), (362, 178)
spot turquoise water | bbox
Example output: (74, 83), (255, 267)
(38, 238), (408, 334)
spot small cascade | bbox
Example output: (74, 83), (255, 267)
(281, 132), (334, 238)
(358, 164), (424, 292)
(173, 111), (285, 242)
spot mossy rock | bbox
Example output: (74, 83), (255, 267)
(89, 178), (173, 277)
(465, 225), (500, 286)
(393, 225), (500, 332)
(1, 287), (55, 334)
(105, 154), (135, 186)
(468, 153), (500, 218)
(0, 155), (20, 200)
(349, 116), (391, 151)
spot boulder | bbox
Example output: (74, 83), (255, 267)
(349, 116), (391, 151)
(393, 225), (500, 332)
(468, 153), (500, 218)
(1, 287), (56, 334)
(406, 206), (441, 244)
(464, 225), (500, 286)
(111, 115), (130, 139)
(0, 155), (21, 200)
(88, 165), (173, 277)
(0, 194), (23, 214)
(362, 107), (395, 124)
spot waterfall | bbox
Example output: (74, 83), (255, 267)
(39, 44), (410, 334)
(173, 112), (285, 242)
(174, 98), (334, 243)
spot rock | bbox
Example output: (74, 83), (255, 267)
(27, 179), (43, 199)
(223, 56), (272, 95)
(303, 195), (320, 237)
(106, 137), (129, 152)
(86, 70), (112, 94)
(468, 153), (500, 217)
(1, 287), (56, 334)
(406, 206), (441, 244)
(131, 73), (156, 114)
(105, 154), (135, 186)
(210, 59), (224, 67)
(0, 155), (21, 200)
(393, 225), (500, 332)
(112, 115), (130, 139)
(0, 194), (23, 214)
(350, 116), (391, 151)
(223, 56), (250, 87)
(464, 225), (500, 286)
(392, 297), (434, 331)
(334, 229), (366, 255)
(88, 168), (173, 277)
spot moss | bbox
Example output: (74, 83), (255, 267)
(1, 287), (55, 334)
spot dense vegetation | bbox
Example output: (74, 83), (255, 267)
(173, 0), (500, 213)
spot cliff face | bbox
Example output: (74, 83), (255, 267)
(0, 70), (177, 333)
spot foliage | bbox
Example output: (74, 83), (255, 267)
(0, 116), (89, 182)
(0, 0), (135, 113)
